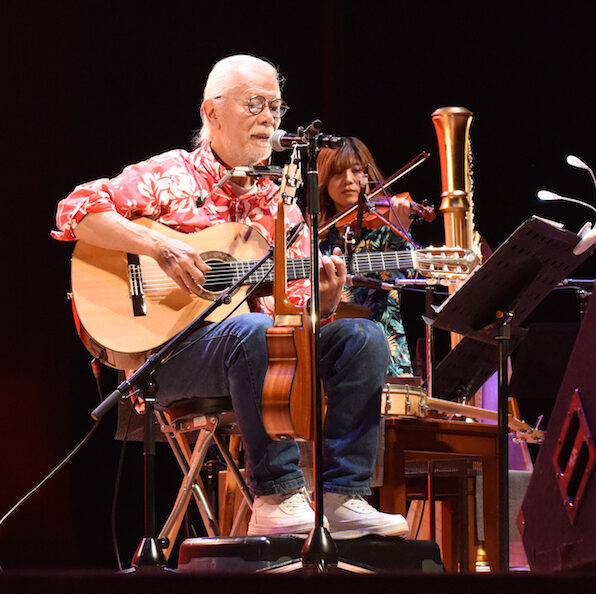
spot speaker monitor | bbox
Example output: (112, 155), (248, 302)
(520, 287), (596, 571)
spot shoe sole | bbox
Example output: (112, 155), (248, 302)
(247, 521), (330, 537)
(330, 524), (409, 540)
(247, 526), (312, 536)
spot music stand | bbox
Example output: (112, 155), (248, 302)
(430, 216), (595, 571)
(433, 333), (524, 402)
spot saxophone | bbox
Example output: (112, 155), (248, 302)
(431, 106), (482, 261)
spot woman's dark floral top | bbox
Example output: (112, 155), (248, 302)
(320, 223), (414, 376)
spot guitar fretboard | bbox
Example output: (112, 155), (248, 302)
(204, 251), (415, 290)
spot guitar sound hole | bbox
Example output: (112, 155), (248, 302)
(202, 257), (234, 294)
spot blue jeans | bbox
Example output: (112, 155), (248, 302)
(154, 313), (390, 496)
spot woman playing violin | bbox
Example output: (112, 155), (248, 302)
(318, 137), (416, 376)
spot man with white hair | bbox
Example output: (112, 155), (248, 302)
(53, 54), (408, 540)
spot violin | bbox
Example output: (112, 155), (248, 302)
(322, 192), (436, 234)
(321, 151), (435, 234)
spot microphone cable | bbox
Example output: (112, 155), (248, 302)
(0, 358), (122, 569)
(110, 389), (137, 571)
(0, 419), (101, 531)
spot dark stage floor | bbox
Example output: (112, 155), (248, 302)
(1, 568), (596, 594)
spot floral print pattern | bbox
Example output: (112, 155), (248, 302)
(321, 224), (414, 376)
(53, 144), (311, 316)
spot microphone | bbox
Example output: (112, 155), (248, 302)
(270, 130), (306, 151)
(345, 274), (396, 291)
(196, 166), (283, 206)
(270, 129), (345, 152)
(537, 190), (596, 216)
(345, 275), (460, 290)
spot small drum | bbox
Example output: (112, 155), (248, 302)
(381, 379), (428, 418)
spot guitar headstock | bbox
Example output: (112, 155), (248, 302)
(413, 246), (480, 281)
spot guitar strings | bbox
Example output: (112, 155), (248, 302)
(138, 253), (417, 283)
(135, 250), (468, 295)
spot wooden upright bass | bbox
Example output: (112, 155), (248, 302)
(261, 155), (319, 441)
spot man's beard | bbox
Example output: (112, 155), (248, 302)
(221, 136), (272, 167)
(242, 141), (272, 166)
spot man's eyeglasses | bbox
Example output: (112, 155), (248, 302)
(232, 95), (290, 117)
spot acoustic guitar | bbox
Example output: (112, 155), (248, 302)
(70, 217), (476, 369)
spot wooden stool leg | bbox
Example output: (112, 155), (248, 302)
(220, 434), (241, 535)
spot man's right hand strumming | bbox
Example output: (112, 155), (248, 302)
(151, 234), (210, 295)
(73, 210), (209, 296)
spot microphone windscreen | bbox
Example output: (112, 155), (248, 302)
(270, 129), (287, 152)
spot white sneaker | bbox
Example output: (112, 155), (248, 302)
(324, 493), (409, 540)
(248, 488), (328, 536)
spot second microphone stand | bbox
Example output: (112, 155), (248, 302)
(90, 207), (278, 571)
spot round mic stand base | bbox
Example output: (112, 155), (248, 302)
(130, 538), (168, 570)
(300, 526), (338, 573)
(120, 537), (176, 574)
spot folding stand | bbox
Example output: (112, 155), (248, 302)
(430, 216), (595, 570)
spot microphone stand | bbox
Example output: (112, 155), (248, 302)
(91, 248), (275, 571)
(272, 121), (367, 573)
(299, 128), (338, 572)
(296, 124), (380, 574)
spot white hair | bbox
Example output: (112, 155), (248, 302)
(192, 54), (283, 148)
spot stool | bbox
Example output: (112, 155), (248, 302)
(405, 456), (481, 571)
(154, 397), (253, 561)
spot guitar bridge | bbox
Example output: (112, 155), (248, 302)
(127, 254), (146, 316)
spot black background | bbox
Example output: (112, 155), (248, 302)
(2, 2), (594, 570)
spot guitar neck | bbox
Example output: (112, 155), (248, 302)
(347, 250), (415, 277)
(209, 250), (415, 289)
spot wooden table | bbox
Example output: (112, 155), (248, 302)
(377, 416), (500, 571)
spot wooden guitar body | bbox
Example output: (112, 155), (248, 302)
(262, 322), (316, 441)
(71, 218), (269, 369)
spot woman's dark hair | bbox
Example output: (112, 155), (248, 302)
(317, 137), (382, 218)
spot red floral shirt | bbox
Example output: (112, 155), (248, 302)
(53, 144), (311, 315)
